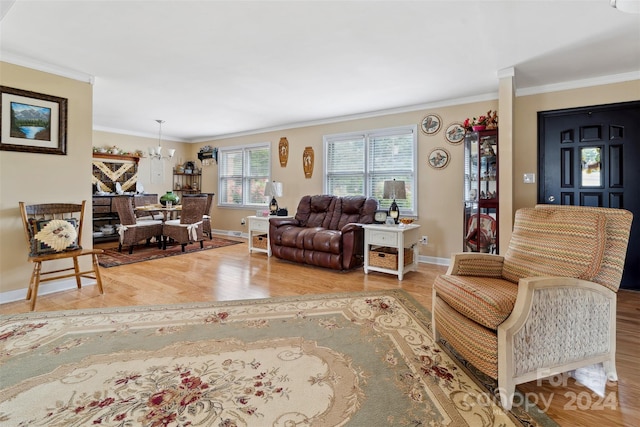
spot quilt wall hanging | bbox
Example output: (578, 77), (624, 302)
(92, 159), (138, 193)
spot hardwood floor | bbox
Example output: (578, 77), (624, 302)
(1, 239), (638, 427)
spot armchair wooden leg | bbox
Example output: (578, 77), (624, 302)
(603, 359), (618, 381)
(200, 240), (204, 249)
(26, 264), (37, 300)
(92, 253), (105, 295)
(73, 257), (82, 289)
(129, 245), (134, 254)
(498, 378), (516, 410)
(29, 261), (42, 311)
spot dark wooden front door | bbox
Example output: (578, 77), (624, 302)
(538, 100), (640, 290)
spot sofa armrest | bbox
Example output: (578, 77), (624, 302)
(340, 222), (363, 234)
(269, 217), (300, 228)
(446, 252), (505, 277)
(341, 223), (365, 270)
(498, 277), (617, 386)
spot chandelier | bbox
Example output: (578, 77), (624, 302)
(149, 119), (175, 160)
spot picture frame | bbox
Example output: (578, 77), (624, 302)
(0, 86), (67, 155)
(420, 114), (442, 135)
(428, 147), (451, 169)
(444, 122), (465, 144)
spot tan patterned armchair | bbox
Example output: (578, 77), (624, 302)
(432, 205), (632, 410)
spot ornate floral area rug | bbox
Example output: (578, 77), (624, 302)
(97, 236), (242, 267)
(0, 290), (556, 426)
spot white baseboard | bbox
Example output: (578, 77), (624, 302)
(417, 255), (450, 266)
(212, 229), (246, 239)
(0, 278), (99, 305)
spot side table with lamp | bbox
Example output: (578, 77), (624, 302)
(248, 181), (291, 256)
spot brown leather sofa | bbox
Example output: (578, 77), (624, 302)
(269, 195), (378, 270)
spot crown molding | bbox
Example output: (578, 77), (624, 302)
(197, 92), (499, 142)
(516, 70), (640, 97)
(93, 125), (189, 143)
(1, 52), (95, 84)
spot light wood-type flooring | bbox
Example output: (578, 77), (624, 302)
(1, 239), (638, 426)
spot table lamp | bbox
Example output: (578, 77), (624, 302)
(383, 179), (406, 224)
(264, 181), (283, 215)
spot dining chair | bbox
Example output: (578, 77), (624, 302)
(19, 201), (104, 311)
(112, 196), (163, 254)
(183, 193), (215, 239)
(162, 195), (208, 251)
(133, 194), (163, 221)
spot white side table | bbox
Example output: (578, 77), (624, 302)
(362, 223), (421, 280)
(247, 215), (293, 256)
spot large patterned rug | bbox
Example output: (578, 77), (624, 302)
(97, 237), (242, 267)
(0, 290), (556, 426)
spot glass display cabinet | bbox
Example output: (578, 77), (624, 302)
(463, 129), (499, 253)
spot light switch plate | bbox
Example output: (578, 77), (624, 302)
(523, 173), (536, 184)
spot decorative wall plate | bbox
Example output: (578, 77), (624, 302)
(444, 122), (465, 144)
(421, 114), (442, 135)
(303, 146), (314, 178)
(428, 147), (451, 169)
(278, 137), (289, 167)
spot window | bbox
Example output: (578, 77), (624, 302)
(218, 143), (270, 207)
(324, 125), (417, 216)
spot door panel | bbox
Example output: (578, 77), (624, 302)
(538, 101), (640, 290)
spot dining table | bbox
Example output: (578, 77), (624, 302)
(135, 204), (182, 222)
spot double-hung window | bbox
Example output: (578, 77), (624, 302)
(218, 143), (270, 207)
(324, 125), (417, 216)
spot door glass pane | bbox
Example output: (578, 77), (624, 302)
(581, 147), (601, 187)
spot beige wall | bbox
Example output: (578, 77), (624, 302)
(1, 62), (94, 296)
(197, 101), (499, 262)
(1, 58), (638, 299)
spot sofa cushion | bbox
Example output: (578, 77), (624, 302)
(295, 195), (336, 228)
(306, 229), (342, 254)
(434, 274), (518, 330)
(502, 208), (607, 284)
(331, 196), (366, 230)
(279, 226), (324, 249)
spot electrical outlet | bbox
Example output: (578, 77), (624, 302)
(420, 236), (428, 245)
(240, 218), (246, 225)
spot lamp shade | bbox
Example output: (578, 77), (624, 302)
(611, 0), (640, 13)
(264, 181), (283, 198)
(383, 180), (406, 200)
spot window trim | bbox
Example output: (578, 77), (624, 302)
(217, 142), (271, 208)
(323, 125), (418, 216)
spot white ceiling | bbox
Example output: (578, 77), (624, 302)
(1, 0), (639, 142)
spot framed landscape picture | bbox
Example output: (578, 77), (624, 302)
(0, 86), (67, 155)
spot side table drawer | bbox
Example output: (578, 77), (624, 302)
(251, 219), (269, 232)
(368, 230), (398, 246)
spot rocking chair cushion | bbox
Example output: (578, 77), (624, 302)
(502, 208), (607, 284)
